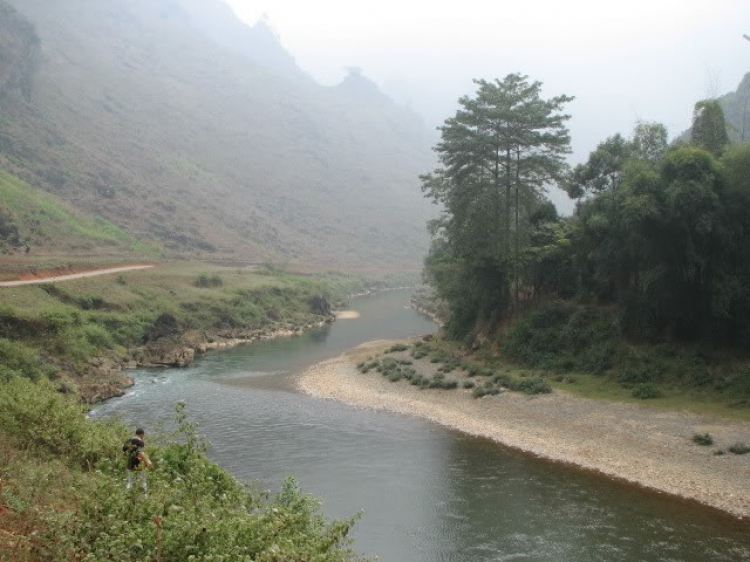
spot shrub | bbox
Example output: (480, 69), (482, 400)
(515, 377), (552, 395)
(472, 382), (501, 398)
(194, 273), (224, 288)
(0, 378), (120, 466)
(617, 365), (658, 385)
(0, 337), (55, 382)
(503, 301), (623, 374)
(692, 433), (714, 446)
(388, 343), (410, 353)
(462, 381), (475, 389)
(728, 443), (750, 455)
(632, 383), (663, 399)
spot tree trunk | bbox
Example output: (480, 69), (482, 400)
(514, 149), (520, 306)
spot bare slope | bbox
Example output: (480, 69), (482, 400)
(0, 0), (434, 266)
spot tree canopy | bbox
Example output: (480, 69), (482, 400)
(421, 74), (573, 336)
(424, 80), (750, 345)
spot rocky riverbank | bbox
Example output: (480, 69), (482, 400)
(77, 318), (334, 403)
(298, 339), (750, 520)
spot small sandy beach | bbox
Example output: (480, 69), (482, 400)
(298, 340), (750, 519)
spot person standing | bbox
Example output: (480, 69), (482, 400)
(123, 428), (152, 491)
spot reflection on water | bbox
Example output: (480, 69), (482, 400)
(93, 290), (750, 562)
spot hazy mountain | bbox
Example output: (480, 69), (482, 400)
(677, 72), (750, 145)
(717, 72), (750, 143)
(176, 0), (310, 82)
(0, 0), (434, 266)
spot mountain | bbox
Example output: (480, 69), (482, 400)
(175, 0), (310, 82)
(0, 0), (434, 266)
(717, 72), (750, 143)
(678, 72), (750, 145)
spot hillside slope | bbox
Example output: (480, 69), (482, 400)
(0, 0), (434, 267)
(0, 167), (154, 259)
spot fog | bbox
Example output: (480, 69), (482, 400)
(225, 0), (749, 168)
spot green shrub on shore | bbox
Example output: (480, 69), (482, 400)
(692, 433), (714, 446)
(503, 302), (622, 375)
(0, 337), (55, 382)
(728, 442), (750, 455)
(515, 377), (552, 395)
(0, 383), (361, 561)
(632, 383), (663, 399)
(387, 343), (410, 353)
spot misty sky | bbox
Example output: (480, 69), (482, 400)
(224, 0), (749, 207)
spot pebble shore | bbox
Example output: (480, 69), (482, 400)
(298, 340), (750, 519)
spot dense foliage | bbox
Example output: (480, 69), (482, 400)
(421, 74), (574, 337)
(0, 380), (362, 561)
(424, 75), (750, 353)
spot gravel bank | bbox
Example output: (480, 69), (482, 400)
(298, 340), (750, 519)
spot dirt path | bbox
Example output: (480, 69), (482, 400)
(299, 340), (750, 519)
(0, 265), (154, 287)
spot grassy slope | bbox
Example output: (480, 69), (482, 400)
(0, 168), (157, 258)
(0, 262), (377, 398)
(0, 0), (434, 267)
(0, 380), (362, 561)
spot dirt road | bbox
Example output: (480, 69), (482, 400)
(0, 265), (154, 287)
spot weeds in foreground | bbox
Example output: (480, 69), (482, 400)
(0, 381), (362, 561)
(692, 433), (714, 446)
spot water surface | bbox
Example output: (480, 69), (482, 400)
(94, 290), (750, 562)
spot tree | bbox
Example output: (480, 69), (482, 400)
(691, 100), (730, 156)
(565, 122), (668, 200)
(564, 134), (631, 199)
(422, 74), (573, 332)
(631, 121), (668, 162)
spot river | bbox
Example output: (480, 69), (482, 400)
(93, 290), (750, 562)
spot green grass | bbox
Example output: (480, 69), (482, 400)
(0, 168), (158, 256)
(546, 370), (750, 421)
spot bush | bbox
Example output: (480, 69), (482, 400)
(0, 378), (120, 466)
(503, 301), (622, 375)
(472, 382), (501, 398)
(631, 383), (663, 399)
(692, 433), (714, 446)
(0, 337), (55, 382)
(388, 343), (410, 353)
(194, 273), (224, 288)
(515, 377), (552, 395)
(1, 396), (362, 561)
(728, 442), (750, 455)
(462, 381), (475, 389)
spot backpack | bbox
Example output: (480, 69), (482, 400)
(123, 438), (145, 470)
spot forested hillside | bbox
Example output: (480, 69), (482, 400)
(0, 0), (433, 266)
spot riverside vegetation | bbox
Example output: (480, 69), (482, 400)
(0, 383), (363, 561)
(0, 261), (414, 401)
(420, 74), (750, 419)
(0, 262), (419, 560)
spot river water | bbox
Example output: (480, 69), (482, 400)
(93, 290), (750, 562)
